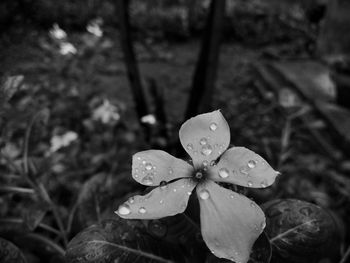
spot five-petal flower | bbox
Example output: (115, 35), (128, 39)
(115, 110), (278, 263)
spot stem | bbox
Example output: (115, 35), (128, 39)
(0, 218), (61, 236)
(0, 186), (35, 194)
(269, 220), (316, 244)
(340, 245), (350, 263)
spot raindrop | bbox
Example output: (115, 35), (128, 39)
(202, 160), (208, 166)
(218, 168), (229, 178)
(199, 189), (210, 200)
(186, 143), (193, 151)
(250, 202), (256, 207)
(173, 188), (177, 192)
(247, 181), (253, 187)
(160, 180), (167, 190)
(135, 168), (139, 173)
(159, 200), (164, 204)
(145, 163), (153, 170)
(230, 194), (235, 199)
(187, 191), (192, 196)
(201, 145), (212, 156)
(248, 160), (257, 168)
(139, 207), (147, 214)
(153, 165), (156, 170)
(199, 137), (208, 145)
(128, 197), (135, 204)
(137, 157), (141, 161)
(260, 181), (267, 188)
(142, 160), (146, 165)
(134, 174), (139, 178)
(210, 160), (216, 166)
(261, 221), (266, 229)
(141, 175), (154, 185)
(209, 122), (217, 131)
(168, 168), (173, 174)
(118, 204), (131, 215)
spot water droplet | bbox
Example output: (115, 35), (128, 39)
(250, 202), (256, 207)
(230, 194), (235, 199)
(134, 174), (139, 178)
(201, 145), (212, 156)
(159, 181), (167, 190)
(153, 165), (156, 170)
(168, 168), (173, 174)
(218, 168), (229, 178)
(254, 224), (259, 231)
(248, 160), (257, 168)
(187, 191), (192, 196)
(173, 188), (177, 192)
(142, 160), (146, 165)
(135, 168), (139, 173)
(209, 122), (217, 131)
(202, 160), (208, 166)
(247, 181), (253, 187)
(260, 181), (267, 188)
(141, 175), (154, 185)
(118, 204), (131, 215)
(128, 197), (135, 204)
(137, 157), (141, 161)
(261, 221), (266, 229)
(186, 143), (193, 151)
(145, 162), (153, 170)
(195, 171), (203, 179)
(159, 200), (164, 204)
(199, 137), (208, 145)
(210, 160), (216, 166)
(199, 189), (210, 200)
(139, 207), (146, 214)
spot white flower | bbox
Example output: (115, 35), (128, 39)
(87, 18), (103, 38)
(50, 131), (78, 152)
(59, 42), (77, 55)
(92, 99), (120, 124)
(141, 114), (157, 125)
(49, 23), (67, 40)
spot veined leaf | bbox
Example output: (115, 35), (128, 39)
(0, 237), (27, 263)
(66, 219), (190, 263)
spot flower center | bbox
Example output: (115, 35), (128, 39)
(192, 168), (207, 183)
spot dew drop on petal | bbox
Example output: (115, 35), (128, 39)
(128, 197), (135, 204)
(247, 181), (253, 187)
(230, 194), (235, 199)
(187, 191), (192, 196)
(139, 207), (147, 214)
(201, 145), (212, 156)
(260, 181), (267, 188)
(199, 189), (210, 200)
(145, 163), (153, 170)
(137, 157), (141, 161)
(199, 137), (208, 145)
(250, 202), (256, 208)
(141, 175), (154, 185)
(159, 181), (167, 190)
(261, 221), (266, 229)
(142, 160), (146, 165)
(173, 188), (177, 192)
(159, 200), (164, 204)
(168, 168), (173, 174)
(118, 204), (131, 215)
(202, 160), (208, 166)
(248, 160), (257, 168)
(187, 143), (193, 151)
(218, 168), (229, 178)
(239, 166), (249, 175)
(209, 122), (217, 131)
(210, 160), (216, 166)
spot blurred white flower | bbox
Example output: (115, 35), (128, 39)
(92, 99), (120, 124)
(49, 23), (67, 40)
(59, 42), (77, 55)
(141, 114), (157, 125)
(50, 131), (78, 152)
(87, 18), (103, 37)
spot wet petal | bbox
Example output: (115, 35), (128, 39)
(197, 181), (265, 263)
(116, 178), (197, 220)
(208, 147), (278, 188)
(179, 110), (230, 168)
(132, 150), (193, 186)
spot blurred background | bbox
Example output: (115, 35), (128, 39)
(0, 0), (350, 262)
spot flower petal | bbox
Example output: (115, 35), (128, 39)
(132, 150), (193, 186)
(197, 181), (265, 263)
(116, 178), (197, 220)
(179, 110), (230, 168)
(208, 147), (278, 188)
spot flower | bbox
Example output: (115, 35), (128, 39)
(92, 99), (120, 125)
(49, 23), (67, 40)
(50, 131), (78, 152)
(115, 110), (278, 263)
(59, 42), (77, 56)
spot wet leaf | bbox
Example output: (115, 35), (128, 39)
(0, 237), (27, 263)
(0, 75), (24, 103)
(262, 199), (341, 263)
(66, 219), (189, 263)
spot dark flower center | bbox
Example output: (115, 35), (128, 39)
(192, 168), (208, 183)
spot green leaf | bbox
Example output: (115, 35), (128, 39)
(0, 237), (27, 263)
(66, 219), (189, 263)
(0, 75), (24, 103)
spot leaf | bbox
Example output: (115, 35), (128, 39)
(0, 237), (27, 263)
(66, 219), (189, 263)
(21, 196), (50, 231)
(0, 75), (24, 103)
(262, 199), (342, 263)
